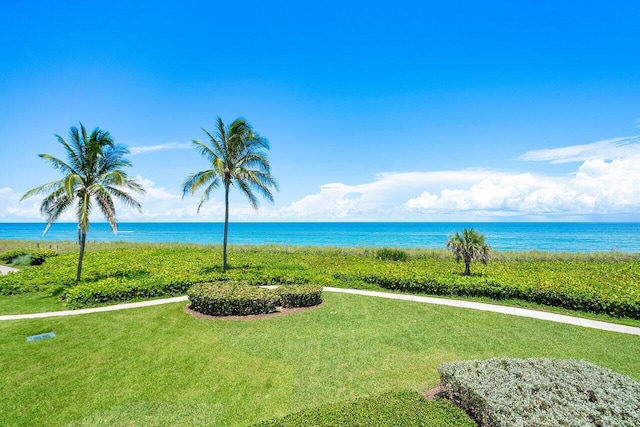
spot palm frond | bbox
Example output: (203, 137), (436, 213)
(42, 191), (74, 235)
(236, 179), (261, 210)
(182, 169), (221, 197)
(76, 192), (92, 234)
(93, 189), (118, 231)
(197, 181), (220, 213)
(104, 185), (143, 211)
(21, 179), (65, 201)
(192, 139), (219, 164)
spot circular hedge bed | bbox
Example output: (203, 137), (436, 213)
(187, 282), (323, 317)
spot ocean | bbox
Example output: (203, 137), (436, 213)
(0, 222), (639, 252)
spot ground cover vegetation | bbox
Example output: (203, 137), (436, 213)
(1, 292), (639, 426)
(1, 242), (638, 320)
(439, 358), (640, 426)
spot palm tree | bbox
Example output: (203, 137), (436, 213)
(183, 117), (277, 272)
(446, 227), (491, 276)
(21, 124), (144, 281)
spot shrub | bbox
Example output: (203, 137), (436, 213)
(29, 249), (58, 265)
(252, 390), (475, 426)
(278, 284), (323, 308)
(375, 247), (409, 262)
(64, 277), (196, 309)
(10, 254), (32, 267)
(0, 249), (30, 264)
(0, 248), (57, 266)
(188, 282), (280, 316)
(347, 260), (640, 319)
(438, 358), (640, 427)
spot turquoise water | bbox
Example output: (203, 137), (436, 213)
(0, 222), (639, 252)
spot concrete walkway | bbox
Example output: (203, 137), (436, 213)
(0, 265), (18, 275)
(324, 288), (640, 336)
(0, 286), (639, 336)
(0, 296), (189, 321)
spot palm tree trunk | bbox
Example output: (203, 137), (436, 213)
(76, 231), (87, 282)
(464, 260), (471, 276)
(222, 183), (230, 272)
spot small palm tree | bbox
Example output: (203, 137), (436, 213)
(183, 117), (277, 272)
(21, 124), (144, 281)
(446, 227), (491, 276)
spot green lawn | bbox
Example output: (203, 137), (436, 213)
(1, 292), (639, 426)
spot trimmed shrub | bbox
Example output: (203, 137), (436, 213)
(278, 284), (323, 308)
(438, 358), (640, 427)
(64, 277), (196, 309)
(188, 282), (280, 316)
(252, 390), (475, 426)
(350, 267), (640, 319)
(375, 247), (409, 261)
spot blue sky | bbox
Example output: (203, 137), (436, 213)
(1, 1), (639, 222)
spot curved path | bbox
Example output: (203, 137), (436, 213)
(0, 265), (18, 275)
(0, 286), (639, 336)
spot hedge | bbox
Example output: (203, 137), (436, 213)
(64, 277), (197, 309)
(438, 358), (640, 427)
(188, 282), (280, 316)
(278, 284), (323, 308)
(252, 390), (475, 426)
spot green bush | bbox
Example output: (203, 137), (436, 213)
(375, 247), (409, 261)
(0, 248), (57, 266)
(0, 249), (31, 264)
(438, 358), (640, 427)
(359, 271), (640, 319)
(29, 249), (58, 265)
(278, 284), (323, 308)
(187, 282), (280, 316)
(253, 390), (475, 426)
(64, 277), (196, 309)
(343, 259), (640, 318)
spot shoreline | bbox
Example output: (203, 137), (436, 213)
(1, 222), (640, 252)
(0, 239), (639, 257)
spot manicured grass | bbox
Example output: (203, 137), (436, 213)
(0, 292), (68, 315)
(1, 292), (639, 426)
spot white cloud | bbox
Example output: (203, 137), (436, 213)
(4, 135), (640, 222)
(129, 142), (191, 156)
(518, 135), (640, 163)
(273, 170), (507, 220)
(404, 153), (640, 217)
